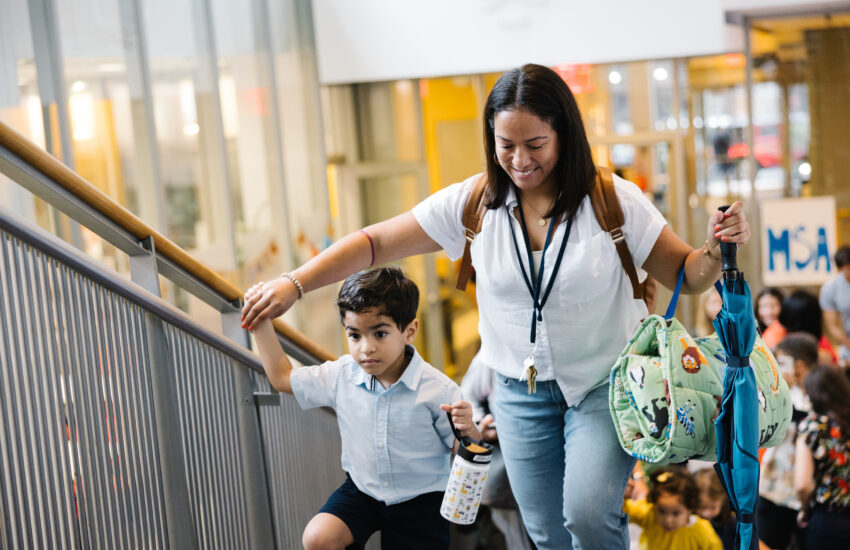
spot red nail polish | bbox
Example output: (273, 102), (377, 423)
(721, 236), (727, 242)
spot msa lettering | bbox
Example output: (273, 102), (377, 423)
(767, 226), (831, 273)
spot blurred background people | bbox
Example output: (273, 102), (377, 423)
(757, 287), (786, 348)
(697, 286), (724, 337)
(624, 467), (722, 550)
(453, 355), (533, 550)
(819, 246), (850, 366)
(757, 333), (817, 550)
(695, 468), (736, 550)
(795, 365), (850, 548)
(779, 290), (837, 366)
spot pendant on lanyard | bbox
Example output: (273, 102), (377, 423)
(508, 199), (572, 393)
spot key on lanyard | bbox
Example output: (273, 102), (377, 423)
(520, 316), (542, 394)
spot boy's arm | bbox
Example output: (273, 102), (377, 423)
(252, 320), (294, 394)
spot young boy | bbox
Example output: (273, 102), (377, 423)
(246, 266), (479, 550)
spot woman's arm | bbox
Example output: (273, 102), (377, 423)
(242, 212), (441, 329)
(794, 433), (816, 505)
(641, 201), (751, 293)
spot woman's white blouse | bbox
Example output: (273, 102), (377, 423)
(413, 174), (666, 406)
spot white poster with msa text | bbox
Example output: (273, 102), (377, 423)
(760, 197), (837, 287)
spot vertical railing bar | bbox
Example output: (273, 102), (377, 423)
(55, 265), (92, 549)
(102, 293), (134, 549)
(8, 241), (41, 549)
(47, 260), (85, 549)
(73, 277), (111, 548)
(112, 298), (148, 549)
(107, 296), (138, 549)
(116, 302), (149, 548)
(19, 248), (52, 549)
(171, 328), (204, 547)
(199, 348), (224, 546)
(212, 350), (239, 547)
(0, 234), (25, 550)
(128, 306), (166, 548)
(224, 359), (249, 548)
(88, 284), (122, 548)
(44, 256), (82, 549)
(189, 338), (216, 548)
(214, 351), (241, 547)
(31, 251), (70, 549)
(93, 286), (127, 548)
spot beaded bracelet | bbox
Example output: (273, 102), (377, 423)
(280, 272), (304, 299)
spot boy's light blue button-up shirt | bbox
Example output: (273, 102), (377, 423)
(290, 346), (461, 505)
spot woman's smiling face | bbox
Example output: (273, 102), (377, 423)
(492, 107), (560, 195)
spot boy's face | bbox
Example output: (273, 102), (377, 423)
(343, 308), (418, 386)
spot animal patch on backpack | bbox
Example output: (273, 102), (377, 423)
(641, 397), (669, 439)
(759, 422), (779, 446)
(628, 364), (646, 389)
(758, 388), (767, 412)
(676, 400), (696, 438)
(678, 338), (707, 373)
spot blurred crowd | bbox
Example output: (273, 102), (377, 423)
(686, 245), (850, 549)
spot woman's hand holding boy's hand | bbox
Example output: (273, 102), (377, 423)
(242, 278), (299, 330)
(440, 401), (482, 440)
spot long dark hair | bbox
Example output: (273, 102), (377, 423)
(482, 64), (596, 220)
(778, 290), (822, 339)
(804, 365), (850, 436)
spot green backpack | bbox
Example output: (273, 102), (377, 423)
(608, 269), (792, 464)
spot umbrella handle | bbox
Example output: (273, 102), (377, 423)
(718, 206), (738, 274)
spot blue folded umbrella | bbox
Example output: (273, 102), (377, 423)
(712, 273), (759, 550)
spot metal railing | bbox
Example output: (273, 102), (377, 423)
(0, 121), (345, 549)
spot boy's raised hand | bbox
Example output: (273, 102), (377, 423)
(440, 401), (482, 440)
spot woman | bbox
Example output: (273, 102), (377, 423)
(795, 365), (850, 548)
(755, 287), (785, 348)
(241, 64), (751, 550)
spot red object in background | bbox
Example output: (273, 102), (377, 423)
(727, 126), (781, 168)
(553, 64), (594, 94)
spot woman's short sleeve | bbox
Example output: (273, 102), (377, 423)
(614, 177), (667, 268)
(412, 177), (478, 261)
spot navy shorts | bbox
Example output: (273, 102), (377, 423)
(319, 474), (450, 549)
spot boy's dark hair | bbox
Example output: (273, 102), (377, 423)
(835, 246), (850, 268)
(483, 63), (596, 222)
(804, 365), (850, 436)
(336, 266), (419, 329)
(647, 467), (699, 512)
(776, 332), (819, 367)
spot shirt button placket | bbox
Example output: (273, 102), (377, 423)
(378, 394), (391, 496)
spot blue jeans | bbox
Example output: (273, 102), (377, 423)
(491, 377), (635, 550)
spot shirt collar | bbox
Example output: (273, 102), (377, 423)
(505, 184), (519, 208)
(347, 345), (424, 391)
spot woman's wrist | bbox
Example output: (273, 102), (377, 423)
(280, 271), (304, 299)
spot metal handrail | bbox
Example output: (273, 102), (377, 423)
(0, 120), (334, 363)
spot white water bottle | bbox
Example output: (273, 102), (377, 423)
(440, 412), (493, 525)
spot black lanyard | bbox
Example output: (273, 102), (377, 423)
(507, 199), (572, 344)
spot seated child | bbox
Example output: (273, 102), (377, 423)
(246, 266), (480, 550)
(624, 467), (723, 550)
(694, 468), (736, 550)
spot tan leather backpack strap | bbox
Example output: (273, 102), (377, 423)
(456, 174), (489, 291)
(592, 166), (643, 300)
